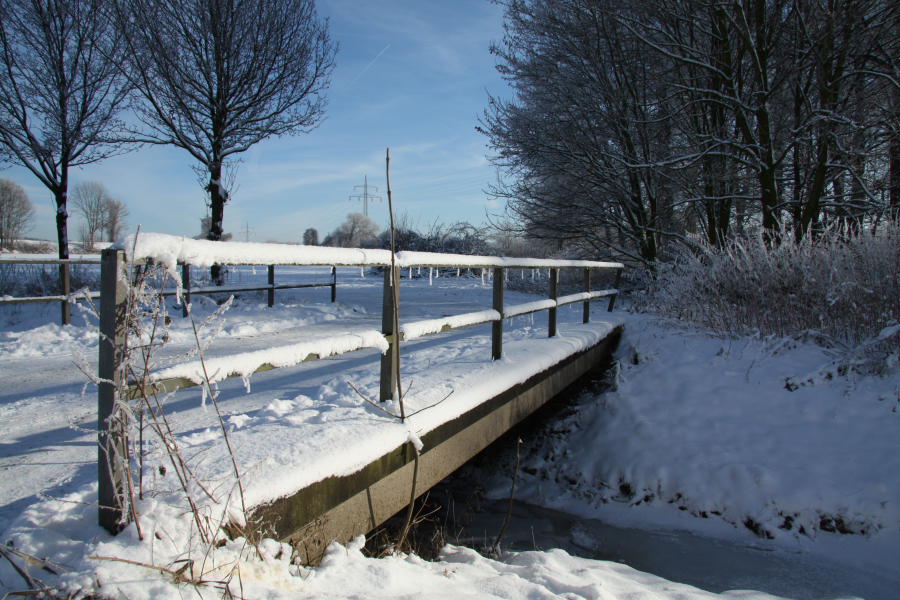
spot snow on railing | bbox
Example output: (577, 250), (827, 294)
(123, 232), (623, 273)
(400, 309), (502, 341)
(146, 331), (390, 397)
(97, 234), (625, 532)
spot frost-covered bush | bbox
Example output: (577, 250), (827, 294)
(641, 224), (900, 357)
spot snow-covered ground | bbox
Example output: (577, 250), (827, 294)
(1, 254), (897, 598)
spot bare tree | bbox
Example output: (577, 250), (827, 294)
(324, 212), (379, 248)
(0, 178), (32, 249)
(72, 181), (109, 250)
(482, 0), (681, 263)
(0, 0), (130, 263)
(484, 0), (899, 262)
(104, 196), (127, 241)
(114, 0), (336, 282)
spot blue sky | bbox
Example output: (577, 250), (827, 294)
(2, 0), (510, 243)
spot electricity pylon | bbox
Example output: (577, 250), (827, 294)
(349, 175), (382, 216)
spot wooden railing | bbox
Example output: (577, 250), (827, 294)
(96, 244), (624, 533)
(0, 258), (337, 323)
(0, 257), (100, 324)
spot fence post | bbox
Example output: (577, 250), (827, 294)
(583, 268), (591, 324)
(181, 264), (191, 318)
(492, 267), (504, 360)
(607, 268), (622, 312)
(98, 249), (128, 533)
(548, 267), (559, 337)
(60, 262), (71, 325)
(379, 266), (400, 402)
(267, 265), (275, 307)
(331, 266), (337, 303)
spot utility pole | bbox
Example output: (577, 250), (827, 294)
(242, 222), (254, 242)
(349, 175), (382, 217)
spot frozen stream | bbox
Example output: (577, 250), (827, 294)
(436, 497), (895, 600)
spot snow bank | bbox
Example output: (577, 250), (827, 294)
(508, 314), (900, 542)
(1, 500), (778, 599)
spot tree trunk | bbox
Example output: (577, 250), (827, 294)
(206, 162), (227, 285)
(54, 185), (70, 325)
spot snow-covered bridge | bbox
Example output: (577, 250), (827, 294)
(96, 234), (624, 562)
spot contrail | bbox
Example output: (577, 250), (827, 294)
(348, 44), (391, 85)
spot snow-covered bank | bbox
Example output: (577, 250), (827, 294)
(477, 313), (899, 585)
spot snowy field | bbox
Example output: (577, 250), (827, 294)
(1, 248), (898, 598)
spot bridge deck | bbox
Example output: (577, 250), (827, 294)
(245, 319), (624, 563)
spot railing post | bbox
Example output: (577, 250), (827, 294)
(608, 268), (622, 312)
(330, 266), (337, 303)
(492, 267), (504, 360)
(379, 266), (400, 402)
(548, 268), (558, 337)
(181, 264), (191, 318)
(583, 268), (591, 324)
(60, 262), (71, 325)
(98, 249), (128, 533)
(267, 265), (275, 307)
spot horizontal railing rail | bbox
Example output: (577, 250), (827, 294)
(97, 235), (625, 532)
(0, 257), (337, 322)
(0, 257), (101, 324)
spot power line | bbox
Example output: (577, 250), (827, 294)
(349, 174), (382, 217)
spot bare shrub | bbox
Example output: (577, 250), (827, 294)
(641, 224), (900, 359)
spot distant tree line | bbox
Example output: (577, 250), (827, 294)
(319, 212), (531, 257)
(0, 0), (335, 280)
(482, 0), (900, 264)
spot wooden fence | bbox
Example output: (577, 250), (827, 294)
(0, 258), (337, 323)
(96, 247), (624, 533)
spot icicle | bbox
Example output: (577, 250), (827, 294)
(521, 269), (524, 280)
(429, 267), (433, 286)
(241, 375), (252, 394)
(417, 267), (421, 277)
(505, 270), (509, 282)
(360, 266), (364, 278)
(456, 268), (460, 278)
(200, 384), (208, 408)
(481, 268), (485, 286)
(531, 269), (535, 281)
(408, 266), (413, 279)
